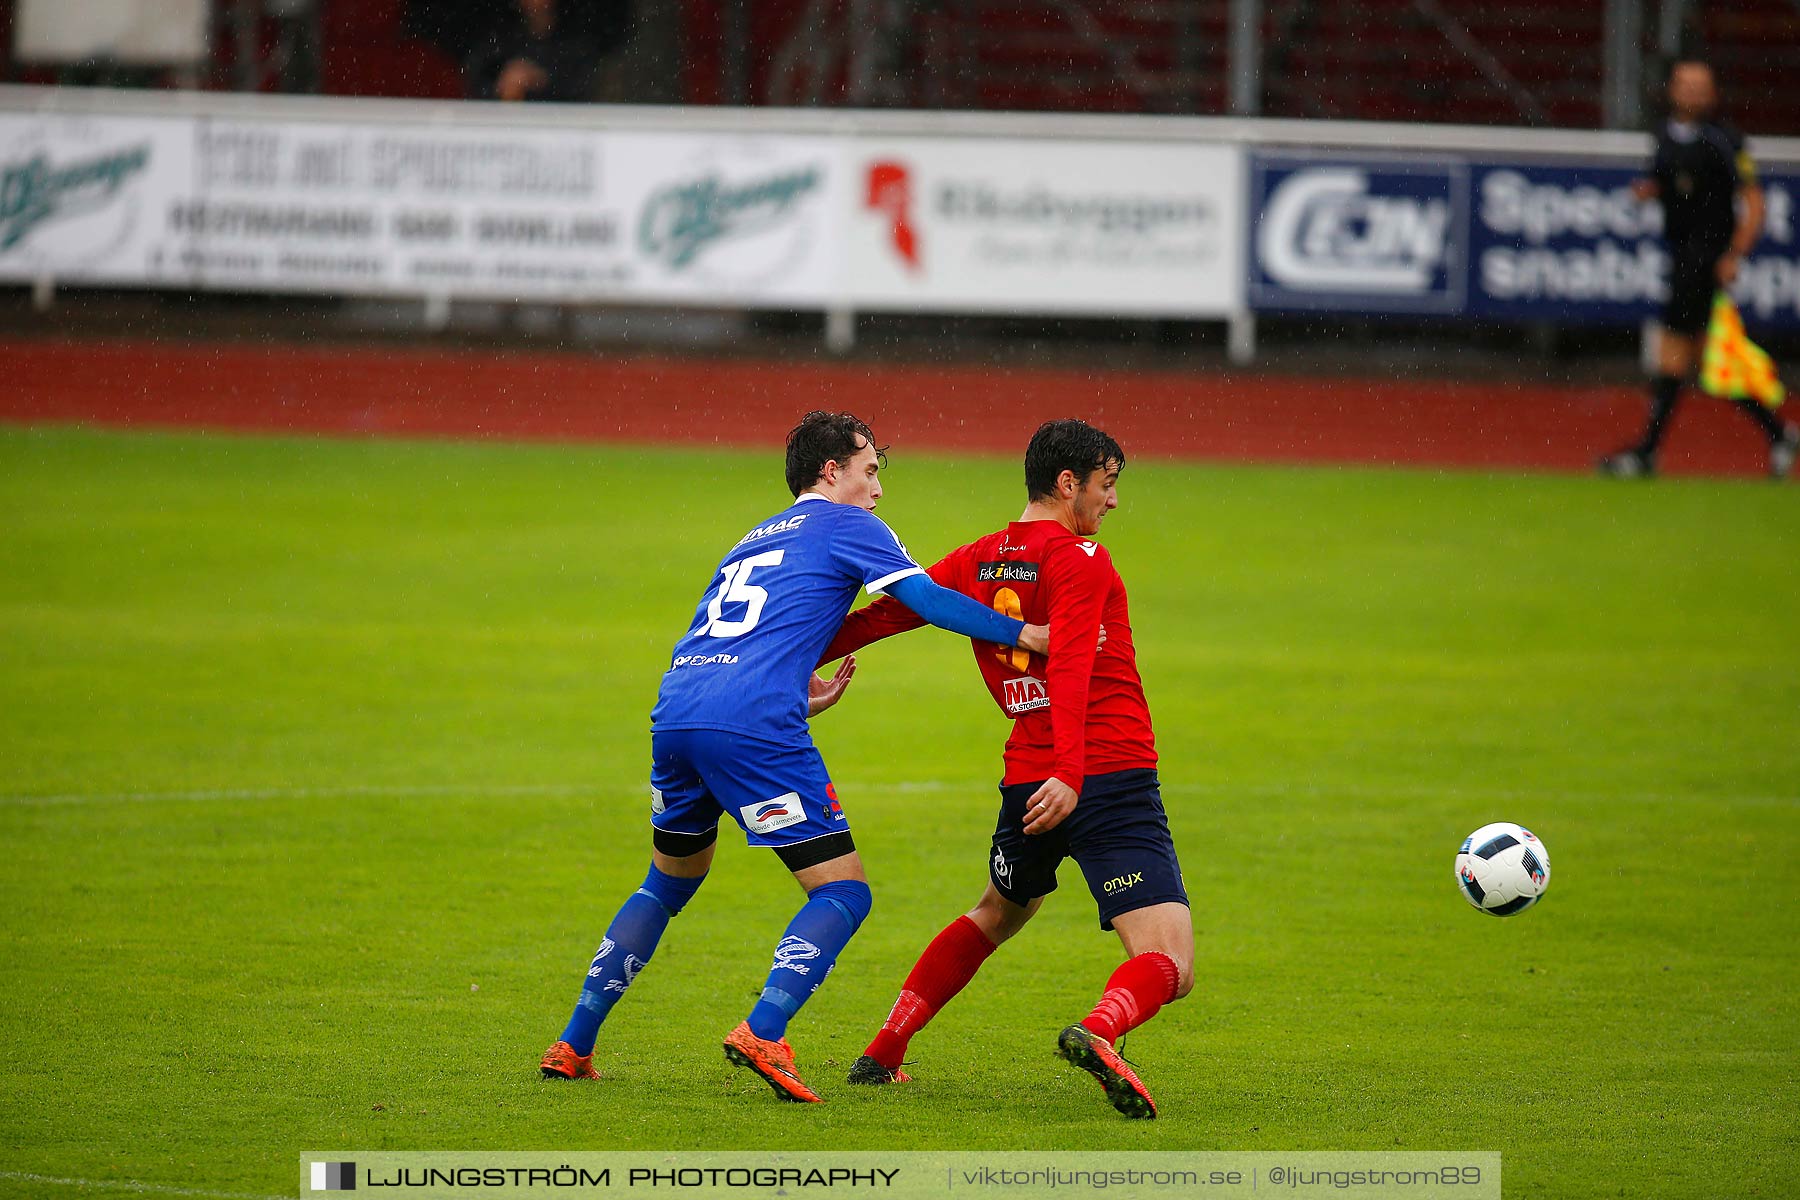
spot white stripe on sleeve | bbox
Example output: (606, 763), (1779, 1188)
(865, 565), (926, 594)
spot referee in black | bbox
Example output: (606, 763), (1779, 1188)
(1600, 60), (1798, 479)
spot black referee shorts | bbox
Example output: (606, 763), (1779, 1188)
(1662, 241), (1729, 336)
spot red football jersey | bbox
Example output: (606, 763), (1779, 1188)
(822, 519), (1156, 792)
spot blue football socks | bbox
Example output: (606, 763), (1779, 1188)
(560, 863), (705, 1056)
(745, 879), (873, 1042)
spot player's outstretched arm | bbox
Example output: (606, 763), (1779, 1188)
(826, 518), (1047, 660)
(883, 572), (1042, 650)
(824, 588), (1048, 665)
(821, 593), (926, 665)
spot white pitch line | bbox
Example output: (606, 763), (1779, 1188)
(1, 778), (1792, 809)
(0, 782), (598, 806)
(873, 778), (1800, 808)
(0, 1171), (287, 1200)
(0, 777), (1267, 806)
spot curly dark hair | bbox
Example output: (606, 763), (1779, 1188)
(785, 411), (889, 497)
(1023, 419), (1125, 500)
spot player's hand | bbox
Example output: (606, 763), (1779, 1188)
(807, 655), (857, 716)
(1018, 623), (1050, 656)
(1022, 777), (1078, 835)
(1631, 177), (1658, 202)
(1097, 623), (1107, 652)
(1716, 251), (1742, 285)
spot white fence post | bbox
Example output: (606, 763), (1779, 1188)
(1228, 310), (1256, 365)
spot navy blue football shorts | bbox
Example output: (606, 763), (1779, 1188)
(650, 727), (851, 867)
(988, 767), (1188, 930)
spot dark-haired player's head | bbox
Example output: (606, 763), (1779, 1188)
(1667, 60), (1718, 122)
(785, 410), (889, 509)
(1024, 419), (1125, 537)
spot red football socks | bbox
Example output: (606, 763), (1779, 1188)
(864, 915), (997, 1069)
(1080, 951), (1181, 1044)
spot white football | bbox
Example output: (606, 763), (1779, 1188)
(1455, 822), (1550, 916)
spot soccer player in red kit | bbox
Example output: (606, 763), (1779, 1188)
(819, 419), (1191, 1119)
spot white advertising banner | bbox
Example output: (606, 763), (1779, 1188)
(0, 112), (193, 283)
(1, 115), (846, 306)
(607, 132), (845, 305)
(844, 137), (1243, 316)
(155, 119), (622, 298)
(1, 101), (1242, 316)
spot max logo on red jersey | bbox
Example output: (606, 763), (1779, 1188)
(1001, 675), (1051, 715)
(979, 561), (1040, 583)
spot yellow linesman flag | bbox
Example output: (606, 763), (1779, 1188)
(1701, 291), (1785, 409)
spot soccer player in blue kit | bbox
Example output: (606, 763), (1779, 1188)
(540, 411), (1050, 1102)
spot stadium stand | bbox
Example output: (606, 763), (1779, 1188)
(670, 0), (1795, 134)
(320, 0), (462, 99)
(1698, 0), (1800, 136)
(1266, 0), (1604, 127)
(2, 1), (1793, 133)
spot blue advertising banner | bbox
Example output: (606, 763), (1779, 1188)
(1247, 153), (1468, 315)
(1248, 150), (1800, 329)
(1467, 159), (1800, 329)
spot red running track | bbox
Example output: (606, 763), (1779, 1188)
(0, 336), (1784, 476)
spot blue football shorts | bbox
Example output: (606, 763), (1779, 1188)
(649, 726), (850, 856)
(988, 768), (1188, 930)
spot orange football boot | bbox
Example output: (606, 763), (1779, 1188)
(1057, 1024), (1156, 1118)
(722, 1021), (823, 1103)
(539, 1040), (600, 1080)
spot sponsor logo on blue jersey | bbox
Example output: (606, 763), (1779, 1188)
(733, 511), (809, 548)
(651, 497), (921, 740)
(670, 653), (740, 668)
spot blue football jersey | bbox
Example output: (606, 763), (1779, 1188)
(650, 494), (924, 740)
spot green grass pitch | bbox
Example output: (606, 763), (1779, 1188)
(1, 425), (1796, 1199)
